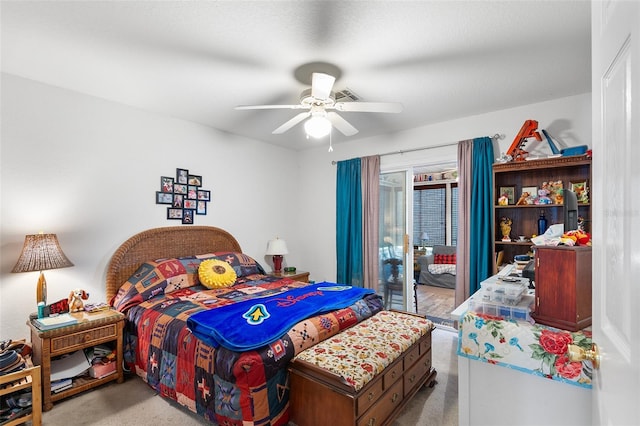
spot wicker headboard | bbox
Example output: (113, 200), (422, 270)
(105, 226), (242, 300)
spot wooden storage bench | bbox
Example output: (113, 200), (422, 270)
(289, 310), (437, 426)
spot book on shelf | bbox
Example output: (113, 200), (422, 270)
(51, 378), (72, 393)
(33, 313), (78, 330)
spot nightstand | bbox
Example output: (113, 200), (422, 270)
(27, 309), (124, 411)
(268, 270), (310, 283)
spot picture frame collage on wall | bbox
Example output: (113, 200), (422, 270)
(156, 168), (211, 224)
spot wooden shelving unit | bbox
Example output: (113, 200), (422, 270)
(0, 365), (42, 426)
(492, 155), (592, 272)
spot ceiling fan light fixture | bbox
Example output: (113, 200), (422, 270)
(304, 115), (332, 139)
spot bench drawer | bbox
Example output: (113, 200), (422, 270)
(404, 350), (431, 396)
(357, 379), (403, 426)
(356, 375), (384, 416)
(403, 344), (421, 370)
(383, 361), (403, 389)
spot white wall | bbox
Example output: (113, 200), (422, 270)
(0, 72), (591, 341)
(296, 93), (592, 282)
(0, 73), (301, 340)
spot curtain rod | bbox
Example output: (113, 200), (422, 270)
(331, 133), (503, 165)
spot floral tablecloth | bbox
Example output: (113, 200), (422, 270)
(457, 311), (593, 388)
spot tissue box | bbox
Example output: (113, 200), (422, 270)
(89, 361), (116, 379)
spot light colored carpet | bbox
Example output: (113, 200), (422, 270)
(41, 328), (458, 426)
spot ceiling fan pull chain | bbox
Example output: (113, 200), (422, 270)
(328, 130), (334, 152)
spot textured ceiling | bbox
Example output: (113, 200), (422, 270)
(1, 1), (591, 151)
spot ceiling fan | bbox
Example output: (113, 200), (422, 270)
(235, 72), (403, 138)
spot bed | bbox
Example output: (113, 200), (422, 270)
(106, 226), (383, 426)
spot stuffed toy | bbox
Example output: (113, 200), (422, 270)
(535, 186), (552, 204)
(516, 192), (530, 205)
(68, 288), (90, 312)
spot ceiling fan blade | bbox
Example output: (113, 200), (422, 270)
(311, 73), (336, 100)
(235, 104), (307, 110)
(333, 102), (403, 113)
(327, 112), (358, 136)
(272, 112), (310, 134)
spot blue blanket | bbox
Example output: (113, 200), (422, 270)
(187, 282), (375, 351)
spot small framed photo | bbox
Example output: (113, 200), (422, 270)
(499, 186), (516, 205)
(184, 199), (197, 209)
(522, 186), (537, 197)
(167, 208), (183, 220)
(187, 185), (198, 199)
(197, 190), (210, 201)
(570, 180), (589, 203)
(172, 194), (184, 208)
(173, 184), (187, 194)
(188, 175), (202, 186)
(156, 192), (173, 205)
(161, 177), (174, 193)
(196, 200), (207, 215)
(176, 168), (189, 185)
(182, 209), (195, 224)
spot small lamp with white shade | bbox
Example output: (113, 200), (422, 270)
(420, 232), (430, 249)
(266, 237), (289, 273)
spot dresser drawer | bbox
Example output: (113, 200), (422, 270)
(357, 379), (403, 426)
(419, 331), (431, 355)
(383, 360), (403, 389)
(356, 375), (384, 416)
(403, 351), (431, 396)
(403, 344), (421, 370)
(50, 324), (118, 354)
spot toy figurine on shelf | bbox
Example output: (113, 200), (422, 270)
(500, 217), (513, 241)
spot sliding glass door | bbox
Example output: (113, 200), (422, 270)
(379, 170), (411, 311)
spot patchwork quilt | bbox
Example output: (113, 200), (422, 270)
(113, 255), (383, 425)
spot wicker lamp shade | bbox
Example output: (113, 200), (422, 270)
(12, 233), (74, 305)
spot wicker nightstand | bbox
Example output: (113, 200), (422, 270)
(28, 309), (124, 411)
(268, 270), (310, 283)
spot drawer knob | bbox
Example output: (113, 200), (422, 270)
(391, 371), (396, 379)
(409, 374), (416, 383)
(391, 392), (399, 403)
(368, 391), (376, 401)
(367, 418), (377, 426)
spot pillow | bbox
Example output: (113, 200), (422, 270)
(434, 253), (456, 264)
(198, 259), (237, 288)
(427, 264), (457, 275)
(213, 252), (266, 277)
(110, 252), (265, 313)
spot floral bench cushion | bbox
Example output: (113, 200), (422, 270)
(293, 310), (432, 391)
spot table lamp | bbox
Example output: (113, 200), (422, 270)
(12, 233), (74, 305)
(420, 232), (430, 249)
(266, 237), (288, 273)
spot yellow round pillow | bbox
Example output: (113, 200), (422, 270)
(198, 259), (237, 289)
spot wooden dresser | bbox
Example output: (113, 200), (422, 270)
(289, 313), (436, 426)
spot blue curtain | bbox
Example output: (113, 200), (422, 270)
(469, 137), (494, 294)
(336, 158), (363, 286)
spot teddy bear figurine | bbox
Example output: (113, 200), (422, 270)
(68, 288), (90, 313)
